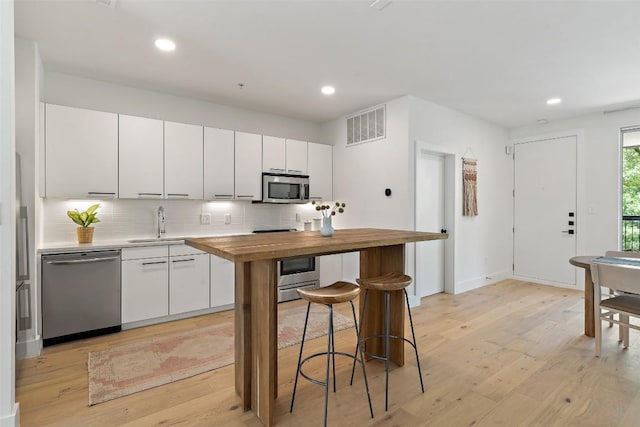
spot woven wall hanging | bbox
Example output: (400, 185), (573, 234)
(462, 157), (478, 216)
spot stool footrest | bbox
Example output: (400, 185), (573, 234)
(299, 350), (365, 387)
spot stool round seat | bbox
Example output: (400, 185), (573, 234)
(297, 281), (360, 305)
(356, 272), (412, 291)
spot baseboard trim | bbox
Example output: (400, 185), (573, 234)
(0, 403), (20, 427)
(512, 275), (577, 290)
(16, 336), (42, 360)
(455, 270), (512, 294)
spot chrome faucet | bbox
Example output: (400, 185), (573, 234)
(157, 206), (166, 238)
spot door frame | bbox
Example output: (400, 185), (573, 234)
(413, 140), (455, 297)
(510, 129), (585, 290)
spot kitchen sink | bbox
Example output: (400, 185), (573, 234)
(127, 237), (187, 244)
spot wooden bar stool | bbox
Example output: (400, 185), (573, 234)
(290, 281), (374, 427)
(351, 272), (424, 411)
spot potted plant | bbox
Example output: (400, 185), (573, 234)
(67, 203), (101, 244)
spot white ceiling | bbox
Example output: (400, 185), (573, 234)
(14, 0), (640, 128)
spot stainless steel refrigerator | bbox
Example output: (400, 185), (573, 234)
(16, 153), (32, 334)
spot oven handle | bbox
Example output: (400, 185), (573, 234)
(278, 281), (319, 292)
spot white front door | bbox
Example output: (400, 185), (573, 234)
(513, 135), (577, 286)
(415, 151), (445, 296)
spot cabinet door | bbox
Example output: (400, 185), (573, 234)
(286, 139), (308, 175)
(262, 135), (286, 173)
(319, 254), (342, 287)
(45, 104), (118, 198)
(307, 142), (333, 201)
(165, 121), (204, 200)
(234, 132), (262, 201)
(211, 255), (235, 307)
(121, 257), (169, 323)
(204, 127), (235, 200)
(119, 114), (164, 199)
(169, 253), (210, 315)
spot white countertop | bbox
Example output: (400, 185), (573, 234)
(38, 232), (252, 253)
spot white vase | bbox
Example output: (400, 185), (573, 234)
(321, 216), (334, 237)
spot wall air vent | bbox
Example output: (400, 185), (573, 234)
(346, 104), (385, 146)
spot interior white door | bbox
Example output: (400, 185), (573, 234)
(513, 135), (577, 285)
(415, 151), (445, 296)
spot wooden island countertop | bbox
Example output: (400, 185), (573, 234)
(187, 228), (446, 262)
(185, 228), (447, 426)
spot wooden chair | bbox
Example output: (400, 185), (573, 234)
(603, 251), (640, 332)
(591, 258), (640, 356)
(290, 281), (374, 427)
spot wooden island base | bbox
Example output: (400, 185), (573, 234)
(187, 228), (447, 426)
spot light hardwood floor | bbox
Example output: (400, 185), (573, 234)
(16, 279), (640, 426)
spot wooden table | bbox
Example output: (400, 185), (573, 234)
(569, 255), (597, 337)
(187, 228), (447, 426)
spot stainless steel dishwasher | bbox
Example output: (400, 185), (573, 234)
(42, 250), (121, 346)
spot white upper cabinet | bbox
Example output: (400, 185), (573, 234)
(204, 127), (235, 201)
(307, 142), (332, 201)
(262, 137), (308, 175)
(262, 135), (286, 173)
(285, 139), (308, 175)
(45, 104), (118, 198)
(119, 114), (164, 199)
(164, 121), (204, 200)
(235, 132), (262, 201)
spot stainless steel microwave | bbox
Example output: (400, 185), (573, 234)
(262, 173), (310, 203)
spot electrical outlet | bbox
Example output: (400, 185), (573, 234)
(224, 213), (231, 224)
(295, 213), (301, 222)
(200, 213), (211, 225)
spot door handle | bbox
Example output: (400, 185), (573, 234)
(561, 230), (575, 235)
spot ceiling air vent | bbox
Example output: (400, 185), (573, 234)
(346, 105), (386, 146)
(95, 0), (117, 8)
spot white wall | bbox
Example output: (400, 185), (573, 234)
(510, 109), (640, 259)
(44, 72), (323, 143)
(408, 96), (512, 292)
(321, 95), (511, 295)
(0, 1), (19, 425)
(15, 37), (42, 357)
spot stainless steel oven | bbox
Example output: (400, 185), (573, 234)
(253, 228), (320, 302)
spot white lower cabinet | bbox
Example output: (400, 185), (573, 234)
(169, 246), (210, 315)
(121, 246), (169, 324)
(319, 254), (343, 287)
(211, 255), (235, 307)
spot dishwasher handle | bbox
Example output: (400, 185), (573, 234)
(46, 256), (120, 265)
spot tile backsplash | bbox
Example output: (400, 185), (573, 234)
(42, 198), (323, 244)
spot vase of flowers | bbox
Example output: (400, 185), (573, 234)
(67, 203), (101, 244)
(312, 201), (346, 237)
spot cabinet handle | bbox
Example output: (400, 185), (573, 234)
(236, 195), (254, 199)
(269, 168), (285, 173)
(141, 260), (168, 266)
(287, 169), (303, 174)
(172, 258), (195, 263)
(167, 193), (189, 198)
(309, 196), (323, 200)
(213, 194), (233, 199)
(87, 192), (116, 198)
(138, 192), (162, 197)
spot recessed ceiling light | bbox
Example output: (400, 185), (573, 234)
(546, 98), (562, 105)
(321, 86), (335, 95)
(155, 38), (176, 52)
